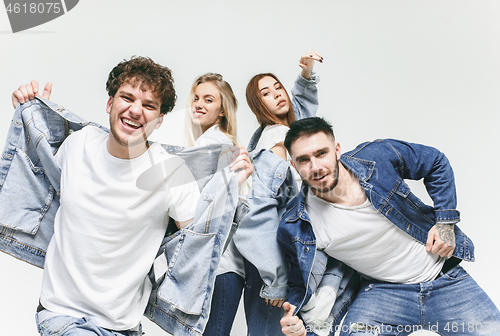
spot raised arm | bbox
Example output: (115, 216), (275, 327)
(291, 51), (323, 120)
(12, 80), (52, 108)
(299, 51), (323, 80)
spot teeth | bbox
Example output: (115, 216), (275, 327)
(123, 119), (141, 127)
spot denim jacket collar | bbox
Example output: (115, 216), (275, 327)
(339, 155), (376, 183)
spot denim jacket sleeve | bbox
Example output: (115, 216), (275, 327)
(387, 139), (459, 224)
(233, 150), (295, 299)
(277, 221), (308, 309)
(349, 139), (460, 224)
(0, 98), (101, 267)
(290, 70), (320, 120)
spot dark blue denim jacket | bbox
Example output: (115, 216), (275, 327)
(0, 98), (248, 336)
(277, 139), (474, 331)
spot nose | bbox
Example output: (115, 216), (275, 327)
(129, 100), (142, 117)
(193, 98), (205, 111)
(274, 90), (281, 99)
(310, 158), (322, 173)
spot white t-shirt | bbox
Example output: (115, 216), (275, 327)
(252, 124), (301, 183)
(306, 190), (444, 284)
(253, 124), (289, 157)
(40, 126), (199, 330)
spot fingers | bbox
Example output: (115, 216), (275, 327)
(299, 51), (324, 68)
(230, 145), (254, 186)
(301, 51), (323, 63)
(283, 302), (296, 317)
(425, 227), (435, 252)
(41, 82), (53, 100)
(266, 299), (285, 307)
(11, 84), (32, 108)
(426, 226), (455, 257)
(432, 241), (455, 258)
(230, 146), (251, 172)
(280, 302), (306, 336)
(30, 80), (40, 98)
(11, 80), (47, 109)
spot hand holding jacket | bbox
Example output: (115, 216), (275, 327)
(11, 80), (52, 108)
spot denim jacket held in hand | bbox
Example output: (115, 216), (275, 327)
(277, 138), (474, 332)
(233, 71), (321, 300)
(0, 98), (248, 336)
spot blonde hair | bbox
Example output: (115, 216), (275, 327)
(185, 73), (238, 147)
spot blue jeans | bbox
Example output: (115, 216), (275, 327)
(203, 262), (284, 336)
(36, 314), (143, 336)
(339, 265), (500, 336)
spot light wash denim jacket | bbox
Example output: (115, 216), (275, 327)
(235, 72), (320, 299)
(277, 139), (474, 333)
(0, 98), (249, 336)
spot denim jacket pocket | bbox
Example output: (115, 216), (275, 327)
(0, 149), (54, 234)
(157, 229), (217, 315)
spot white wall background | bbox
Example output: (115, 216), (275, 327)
(1, 1), (499, 335)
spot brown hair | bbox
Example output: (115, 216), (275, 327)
(245, 73), (295, 127)
(106, 56), (176, 115)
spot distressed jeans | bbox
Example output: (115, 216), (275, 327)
(339, 265), (500, 336)
(36, 314), (143, 336)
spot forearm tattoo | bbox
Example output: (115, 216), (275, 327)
(436, 223), (455, 247)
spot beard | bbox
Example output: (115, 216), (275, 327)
(304, 158), (340, 194)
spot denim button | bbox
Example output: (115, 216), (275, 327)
(305, 247), (310, 252)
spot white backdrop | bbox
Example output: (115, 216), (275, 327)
(1, 1), (499, 335)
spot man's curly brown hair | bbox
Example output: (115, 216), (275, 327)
(106, 56), (177, 115)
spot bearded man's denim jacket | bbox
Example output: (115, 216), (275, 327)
(277, 139), (474, 334)
(0, 98), (248, 336)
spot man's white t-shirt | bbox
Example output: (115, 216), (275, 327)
(40, 126), (200, 330)
(306, 189), (444, 284)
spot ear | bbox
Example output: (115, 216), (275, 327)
(290, 158), (296, 170)
(106, 96), (114, 114)
(219, 110), (225, 117)
(335, 142), (341, 159)
(155, 114), (164, 130)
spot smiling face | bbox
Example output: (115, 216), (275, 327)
(106, 80), (163, 158)
(190, 81), (224, 133)
(258, 76), (291, 120)
(290, 131), (341, 195)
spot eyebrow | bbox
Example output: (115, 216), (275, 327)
(119, 90), (160, 108)
(295, 147), (330, 162)
(259, 81), (280, 92)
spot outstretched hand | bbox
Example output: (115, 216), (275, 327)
(299, 51), (323, 80)
(12, 80), (53, 108)
(280, 302), (306, 336)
